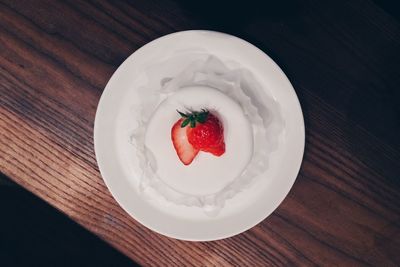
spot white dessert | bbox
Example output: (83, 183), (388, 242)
(145, 86), (253, 196)
(127, 55), (283, 216)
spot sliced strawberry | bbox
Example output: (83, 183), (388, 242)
(184, 112), (226, 157)
(171, 118), (199, 165)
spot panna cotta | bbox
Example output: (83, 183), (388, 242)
(127, 55), (280, 215)
(145, 86), (253, 196)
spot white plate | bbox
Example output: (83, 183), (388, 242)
(94, 30), (305, 241)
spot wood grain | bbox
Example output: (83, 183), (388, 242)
(1, 0), (400, 266)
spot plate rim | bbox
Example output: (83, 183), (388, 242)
(94, 30), (305, 241)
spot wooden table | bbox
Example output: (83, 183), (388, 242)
(1, 0), (400, 265)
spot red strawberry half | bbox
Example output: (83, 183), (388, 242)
(185, 111), (225, 156)
(171, 118), (199, 165)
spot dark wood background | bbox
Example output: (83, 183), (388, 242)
(1, 0), (400, 266)
(0, 173), (136, 266)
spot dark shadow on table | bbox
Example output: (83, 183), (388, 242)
(345, 76), (400, 186)
(0, 173), (139, 267)
(177, 0), (304, 50)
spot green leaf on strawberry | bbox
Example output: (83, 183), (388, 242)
(177, 109), (209, 128)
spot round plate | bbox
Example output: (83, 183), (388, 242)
(94, 30), (305, 241)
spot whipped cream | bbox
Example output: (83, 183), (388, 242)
(129, 55), (283, 216)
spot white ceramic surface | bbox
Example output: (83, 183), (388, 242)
(94, 30), (305, 241)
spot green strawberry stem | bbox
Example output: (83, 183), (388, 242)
(177, 109), (209, 128)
